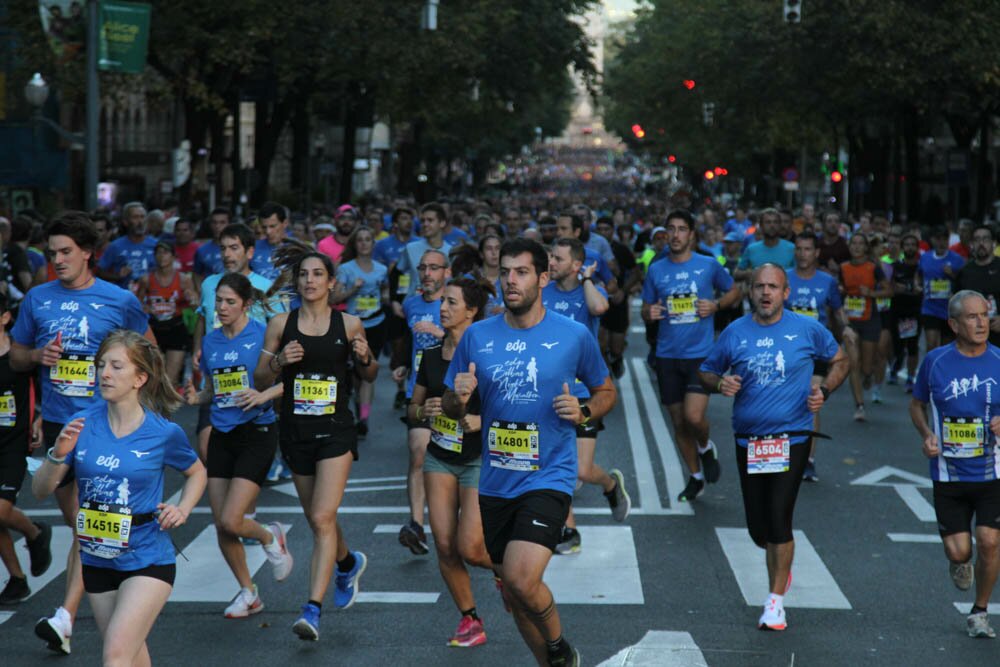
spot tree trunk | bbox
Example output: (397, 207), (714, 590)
(902, 106), (922, 222)
(976, 110), (993, 221)
(251, 97), (294, 207)
(339, 91), (358, 205)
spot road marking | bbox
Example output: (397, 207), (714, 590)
(716, 527), (851, 609)
(888, 533), (942, 543)
(348, 475), (407, 485)
(0, 611), (13, 626)
(851, 465), (930, 487)
(171, 523), (291, 602)
(954, 602), (1000, 614)
(597, 630), (708, 667)
(268, 482), (406, 498)
(0, 526), (74, 601)
(893, 485), (936, 522)
(25, 505), (674, 518)
(374, 524), (430, 535)
(545, 526), (644, 604)
(620, 360), (663, 513)
(629, 325), (645, 334)
(630, 359), (694, 516)
(357, 592), (439, 604)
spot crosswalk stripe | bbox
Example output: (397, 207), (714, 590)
(0, 611), (14, 626)
(892, 485), (936, 522)
(545, 526), (644, 605)
(619, 361), (664, 513)
(597, 630), (708, 667)
(954, 602), (1000, 614)
(715, 527), (851, 609)
(887, 533), (942, 543)
(0, 525), (75, 601)
(357, 592), (439, 604)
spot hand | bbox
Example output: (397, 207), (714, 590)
(54, 417), (85, 458)
(553, 382), (582, 423)
(922, 432), (940, 458)
(39, 331), (63, 367)
(119, 265), (133, 278)
(990, 318), (1000, 334)
(278, 340), (305, 367)
(718, 375), (742, 397)
(155, 503), (189, 530)
(453, 362), (478, 405)
(826, 258), (839, 273)
(460, 414), (481, 433)
(807, 385), (825, 413)
(351, 335), (371, 364)
(192, 347), (202, 370)
(30, 416), (43, 450)
(696, 299), (717, 318)
(610, 289), (626, 305)
(859, 285), (871, 296)
(943, 264), (953, 277)
(423, 397), (443, 418)
(391, 302), (405, 319)
(392, 366), (409, 383)
(413, 321), (442, 337)
(842, 327), (859, 346)
(582, 262), (597, 280)
(235, 388), (267, 411)
(649, 303), (666, 321)
(184, 380), (201, 406)
(354, 278), (364, 289)
(990, 416), (1000, 437)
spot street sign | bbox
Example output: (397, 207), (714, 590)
(98, 1), (152, 74)
(782, 167), (799, 182)
(783, 180), (799, 191)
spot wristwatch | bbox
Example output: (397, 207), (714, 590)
(579, 404), (592, 424)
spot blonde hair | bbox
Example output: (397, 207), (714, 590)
(96, 330), (182, 416)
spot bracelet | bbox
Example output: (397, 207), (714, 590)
(415, 405), (424, 421)
(46, 446), (66, 464)
(716, 378), (725, 393)
(820, 385), (831, 401)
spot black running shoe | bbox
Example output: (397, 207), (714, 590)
(610, 356), (625, 379)
(677, 476), (705, 502)
(398, 520), (429, 555)
(699, 441), (721, 484)
(27, 522), (52, 577)
(356, 419), (368, 437)
(0, 576), (29, 604)
(393, 390), (406, 410)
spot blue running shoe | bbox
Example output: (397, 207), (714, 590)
(334, 551), (368, 609)
(292, 602), (321, 641)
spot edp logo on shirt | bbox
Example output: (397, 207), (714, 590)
(224, 351), (239, 363)
(505, 340), (527, 354)
(96, 454), (120, 471)
(756, 337), (774, 348)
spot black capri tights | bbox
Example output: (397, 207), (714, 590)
(735, 441), (810, 548)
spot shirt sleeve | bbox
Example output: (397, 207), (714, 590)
(163, 423), (199, 472)
(397, 246), (411, 273)
(122, 291), (150, 333)
(712, 260), (735, 292)
(98, 245), (115, 272)
(10, 294), (36, 346)
(641, 268), (658, 305)
(444, 332), (471, 390)
(912, 353), (933, 403)
(700, 329), (732, 376)
(809, 319), (840, 361)
(576, 326), (609, 390)
(737, 249), (751, 270)
(596, 256), (613, 284)
(828, 278), (843, 309)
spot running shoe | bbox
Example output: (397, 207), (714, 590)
(871, 388), (882, 404)
(398, 520), (429, 555)
(0, 576), (29, 604)
(853, 404), (866, 422)
(699, 440), (722, 483)
(555, 527), (581, 555)
(905, 378), (915, 394)
(610, 356), (625, 380)
(293, 602), (321, 641)
(26, 522), (52, 577)
(967, 611), (996, 638)
(393, 390), (406, 410)
(334, 551), (368, 609)
(265, 457), (284, 485)
(448, 615), (487, 647)
(950, 561), (974, 591)
(677, 476), (705, 503)
(758, 597), (787, 631)
(356, 419), (369, 437)
(886, 374), (898, 386)
(35, 607), (72, 655)
(606, 469), (632, 522)
(263, 522), (293, 581)
(548, 646), (581, 666)
(224, 585), (263, 618)
(802, 459), (818, 482)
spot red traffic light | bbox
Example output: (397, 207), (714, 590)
(704, 170), (715, 181)
(683, 79), (696, 90)
(631, 124), (645, 139)
(714, 167), (723, 176)
(830, 170), (843, 183)
(667, 155), (677, 163)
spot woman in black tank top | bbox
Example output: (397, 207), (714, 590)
(254, 245), (378, 641)
(409, 274), (495, 647)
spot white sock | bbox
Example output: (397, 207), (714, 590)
(692, 471), (705, 481)
(767, 593), (784, 606)
(697, 442), (711, 454)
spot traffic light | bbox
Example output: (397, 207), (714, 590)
(830, 170), (843, 183)
(682, 79), (696, 90)
(667, 155), (677, 163)
(784, 0), (801, 23)
(631, 124), (645, 139)
(704, 170), (715, 181)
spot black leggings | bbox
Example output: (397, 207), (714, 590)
(735, 441), (810, 547)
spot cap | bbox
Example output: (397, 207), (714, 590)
(723, 232), (743, 242)
(335, 204), (357, 219)
(651, 226), (668, 237)
(154, 239), (174, 254)
(313, 223), (335, 232)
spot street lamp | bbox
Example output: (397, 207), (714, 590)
(24, 73), (84, 147)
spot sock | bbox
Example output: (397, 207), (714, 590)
(767, 593), (784, 606)
(972, 604), (988, 615)
(308, 599), (323, 611)
(461, 606), (479, 621)
(244, 512), (256, 521)
(546, 635), (570, 655)
(808, 457), (816, 464)
(360, 404), (371, 421)
(872, 383), (882, 392)
(337, 552), (356, 573)
(692, 471), (705, 481)
(697, 442), (711, 454)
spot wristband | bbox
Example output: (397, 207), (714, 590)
(716, 378), (724, 393)
(46, 446), (66, 464)
(582, 276), (594, 284)
(820, 385), (831, 401)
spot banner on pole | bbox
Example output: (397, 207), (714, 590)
(98, 1), (151, 74)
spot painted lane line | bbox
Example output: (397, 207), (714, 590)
(893, 485), (936, 523)
(597, 630), (708, 667)
(171, 523), (291, 602)
(631, 359), (694, 516)
(887, 533), (942, 544)
(26, 505), (679, 517)
(356, 592), (439, 604)
(0, 611), (13, 626)
(373, 524), (430, 535)
(850, 465), (929, 487)
(716, 527), (851, 609)
(619, 360), (663, 513)
(629, 325), (646, 334)
(0, 526), (74, 601)
(545, 526), (644, 604)
(347, 475), (407, 485)
(954, 602), (1000, 614)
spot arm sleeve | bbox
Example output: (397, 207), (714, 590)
(699, 330), (732, 376)
(443, 333), (471, 390)
(712, 261), (734, 292)
(163, 423), (199, 471)
(912, 354), (933, 403)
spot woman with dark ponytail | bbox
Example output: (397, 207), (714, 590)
(254, 242), (378, 642)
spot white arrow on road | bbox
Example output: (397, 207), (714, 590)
(597, 631), (708, 667)
(850, 465), (935, 523)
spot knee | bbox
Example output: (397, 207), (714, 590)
(101, 641), (132, 667)
(434, 535), (457, 561)
(577, 460), (593, 481)
(309, 510), (338, 534)
(216, 514), (243, 538)
(977, 532), (1000, 558)
(458, 541), (489, 568)
(945, 542), (972, 564)
(503, 572), (540, 602)
(0, 503), (12, 525)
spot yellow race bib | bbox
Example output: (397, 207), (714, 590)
(212, 365), (249, 409)
(929, 278), (951, 300)
(77, 500), (133, 558)
(50, 354), (96, 397)
(844, 296), (866, 320)
(430, 414), (463, 453)
(0, 391), (15, 427)
(666, 293), (698, 324)
(293, 374), (338, 415)
(355, 295), (379, 314)
(488, 420), (540, 471)
(397, 273), (411, 295)
(942, 417), (986, 458)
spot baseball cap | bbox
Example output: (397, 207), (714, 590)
(723, 232), (742, 242)
(313, 223), (335, 232)
(651, 226), (668, 237)
(335, 204), (357, 219)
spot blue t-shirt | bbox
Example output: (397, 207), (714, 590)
(251, 239), (282, 280)
(786, 270), (843, 327)
(199, 318), (275, 432)
(912, 343), (1000, 482)
(444, 228), (469, 246)
(486, 277), (504, 317)
(12, 279), (149, 425)
(701, 312), (839, 447)
(642, 253), (734, 359)
(919, 250), (965, 319)
(542, 282), (606, 339)
(445, 311), (608, 499)
(725, 218), (752, 237)
(68, 403), (198, 569)
(336, 259), (388, 328)
(737, 239), (796, 271)
(403, 294), (443, 397)
(584, 247), (614, 286)
(98, 236), (158, 287)
(194, 241), (224, 277)
(197, 271), (279, 330)
(373, 235), (410, 268)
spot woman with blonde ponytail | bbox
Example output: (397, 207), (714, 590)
(32, 329), (207, 667)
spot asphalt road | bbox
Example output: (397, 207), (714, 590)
(1, 315), (997, 666)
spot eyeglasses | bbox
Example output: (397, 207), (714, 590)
(417, 264), (447, 272)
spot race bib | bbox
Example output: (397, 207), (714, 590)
(77, 500), (133, 558)
(898, 317), (918, 339)
(876, 297), (891, 312)
(149, 295), (176, 322)
(212, 365), (249, 409)
(791, 305), (819, 319)
(430, 414), (463, 453)
(844, 296), (866, 320)
(293, 374), (338, 415)
(666, 293), (698, 324)
(929, 278), (951, 300)
(355, 295), (379, 314)
(0, 391), (16, 427)
(942, 417), (986, 458)
(50, 354), (96, 397)
(397, 273), (411, 295)
(747, 435), (791, 474)
(488, 420), (540, 471)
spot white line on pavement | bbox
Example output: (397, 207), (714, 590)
(716, 527), (851, 609)
(25, 505), (675, 518)
(357, 592), (440, 604)
(619, 360), (663, 513)
(630, 359), (694, 516)
(0, 611), (13, 626)
(545, 526), (644, 604)
(597, 630), (708, 667)
(887, 533), (942, 543)
(629, 325), (645, 334)
(893, 485), (936, 522)
(954, 602), (1000, 614)
(348, 475), (407, 485)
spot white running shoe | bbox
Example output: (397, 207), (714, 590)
(758, 597), (787, 631)
(224, 585), (264, 618)
(35, 606), (72, 655)
(263, 522), (293, 581)
(950, 561), (974, 591)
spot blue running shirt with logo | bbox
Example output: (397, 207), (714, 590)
(337, 259), (389, 328)
(786, 270), (842, 327)
(199, 319), (276, 432)
(445, 311), (608, 499)
(642, 253), (734, 359)
(403, 294), (443, 398)
(197, 271), (279, 330)
(919, 250), (965, 319)
(98, 236), (158, 287)
(251, 239), (282, 280)
(700, 312), (839, 447)
(912, 343), (1000, 482)
(12, 279), (148, 425)
(67, 403), (198, 569)
(542, 282), (607, 399)
(194, 241), (224, 278)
